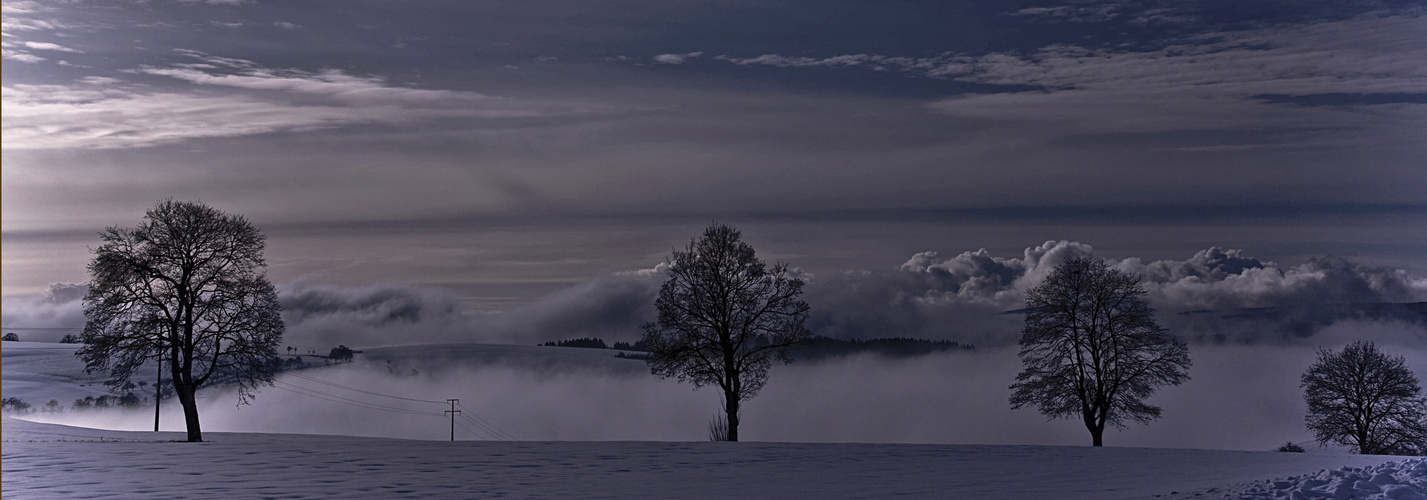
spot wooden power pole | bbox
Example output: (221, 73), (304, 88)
(445, 399), (461, 441)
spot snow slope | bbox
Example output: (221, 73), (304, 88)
(5, 340), (1426, 499)
(3, 418), (1421, 500)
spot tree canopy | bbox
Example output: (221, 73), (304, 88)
(1010, 257), (1191, 446)
(79, 200), (284, 442)
(1302, 340), (1427, 455)
(641, 223), (810, 442)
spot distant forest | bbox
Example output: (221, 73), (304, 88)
(541, 336), (973, 361)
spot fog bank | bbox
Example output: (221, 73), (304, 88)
(29, 334), (1427, 451)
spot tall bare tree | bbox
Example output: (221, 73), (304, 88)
(1302, 340), (1427, 455)
(641, 223), (810, 442)
(1010, 257), (1191, 446)
(79, 200), (284, 442)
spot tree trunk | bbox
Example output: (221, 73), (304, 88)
(724, 391), (740, 442)
(175, 383), (203, 442)
(1086, 414), (1103, 447)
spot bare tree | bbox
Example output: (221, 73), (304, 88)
(1010, 257), (1191, 446)
(641, 223), (810, 442)
(1302, 340), (1427, 455)
(79, 200), (284, 442)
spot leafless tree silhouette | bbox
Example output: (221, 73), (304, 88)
(1302, 340), (1427, 455)
(1010, 257), (1191, 446)
(79, 200), (283, 442)
(642, 223), (810, 442)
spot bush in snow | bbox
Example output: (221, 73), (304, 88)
(708, 412), (730, 442)
(1277, 442), (1306, 453)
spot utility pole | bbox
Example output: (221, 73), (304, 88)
(445, 399), (461, 441)
(154, 355), (162, 432)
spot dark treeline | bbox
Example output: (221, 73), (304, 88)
(540, 335), (972, 361)
(541, 337), (611, 349)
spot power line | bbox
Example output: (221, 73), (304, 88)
(284, 371), (447, 405)
(458, 402), (518, 440)
(269, 371), (517, 440)
(453, 419), (501, 441)
(459, 412), (516, 441)
(270, 381), (443, 417)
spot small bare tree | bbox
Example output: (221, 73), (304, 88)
(642, 223), (810, 442)
(79, 200), (284, 442)
(1302, 340), (1427, 455)
(1010, 257), (1191, 446)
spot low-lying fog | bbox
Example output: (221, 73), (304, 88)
(27, 320), (1427, 451)
(12, 242), (1427, 449)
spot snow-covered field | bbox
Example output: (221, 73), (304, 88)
(5, 418), (1424, 499)
(4, 340), (1426, 499)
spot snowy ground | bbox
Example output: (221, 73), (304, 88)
(4, 418), (1422, 499)
(4, 340), (1426, 498)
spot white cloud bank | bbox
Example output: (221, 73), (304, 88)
(8, 243), (1424, 349)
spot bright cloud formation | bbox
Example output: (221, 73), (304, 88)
(1, 51), (596, 150)
(653, 51), (703, 64)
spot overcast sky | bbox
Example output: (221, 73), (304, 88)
(4, 0), (1425, 330)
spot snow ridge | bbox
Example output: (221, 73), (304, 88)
(1164, 458), (1427, 500)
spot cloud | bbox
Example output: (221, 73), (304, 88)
(20, 41), (80, 52)
(1, 18), (59, 31)
(804, 241), (1095, 346)
(653, 51), (703, 64)
(177, 0), (253, 5)
(272, 21), (300, 30)
(955, 13), (1427, 95)
(1009, 5), (1119, 23)
(144, 50), (493, 104)
(0, 283), (88, 341)
(0, 1), (45, 15)
(805, 241), (1427, 346)
(716, 53), (968, 74)
(6, 245), (1422, 350)
(2, 49), (43, 62)
(1, 51), (602, 150)
(1, 84), (375, 149)
(708, 12), (1426, 140)
(277, 269), (664, 350)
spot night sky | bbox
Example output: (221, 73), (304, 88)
(4, 0), (1425, 349)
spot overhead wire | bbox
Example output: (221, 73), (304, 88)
(272, 371), (519, 440)
(270, 380), (443, 417)
(452, 419), (496, 441)
(457, 402), (518, 440)
(284, 371), (447, 405)
(458, 412), (514, 441)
